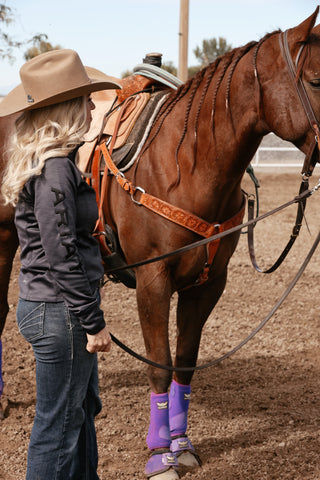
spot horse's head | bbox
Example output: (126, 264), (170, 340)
(257, 7), (320, 158)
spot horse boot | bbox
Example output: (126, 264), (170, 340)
(169, 380), (201, 468)
(145, 392), (179, 479)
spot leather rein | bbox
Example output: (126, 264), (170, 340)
(248, 30), (320, 273)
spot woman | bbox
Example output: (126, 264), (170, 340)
(0, 49), (121, 479)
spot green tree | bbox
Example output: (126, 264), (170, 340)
(0, 3), (59, 62)
(121, 61), (177, 79)
(162, 61), (177, 76)
(0, 4), (22, 61)
(187, 65), (201, 78)
(193, 37), (232, 68)
(24, 34), (61, 61)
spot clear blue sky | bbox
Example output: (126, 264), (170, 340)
(0, 0), (319, 95)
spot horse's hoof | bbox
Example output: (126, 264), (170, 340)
(176, 451), (200, 467)
(145, 450), (179, 479)
(148, 470), (179, 480)
(171, 435), (202, 467)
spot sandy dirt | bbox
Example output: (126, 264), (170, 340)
(1, 171), (320, 480)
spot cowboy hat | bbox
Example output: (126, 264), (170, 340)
(0, 49), (122, 117)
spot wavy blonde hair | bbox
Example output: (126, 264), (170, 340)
(1, 96), (88, 206)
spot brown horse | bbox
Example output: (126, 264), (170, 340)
(0, 114), (18, 339)
(0, 113), (18, 418)
(98, 9), (320, 478)
(1, 8), (320, 478)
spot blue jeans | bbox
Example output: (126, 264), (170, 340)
(17, 299), (102, 480)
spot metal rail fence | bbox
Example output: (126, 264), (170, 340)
(252, 133), (319, 170)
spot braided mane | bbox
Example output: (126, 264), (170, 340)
(138, 30), (281, 188)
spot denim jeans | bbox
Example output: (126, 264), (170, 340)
(17, 298), (102, 480)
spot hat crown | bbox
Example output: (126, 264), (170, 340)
(20, 49), (90, 104)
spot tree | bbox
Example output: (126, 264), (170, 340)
(193, 37), (232, 68)
(162, 61), (177, 76)
(24, 34), (61, 61)
(0, 4), (22, 61)
(121, 36), (233, 81)
(121, 61), (177, 79)
(0, 3), (59, 62)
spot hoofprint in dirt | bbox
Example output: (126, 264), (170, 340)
(1, 172), (320, 480)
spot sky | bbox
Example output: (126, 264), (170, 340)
(0, 0), (319, 95)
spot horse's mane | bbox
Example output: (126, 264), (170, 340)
(138, 30), (281, 189)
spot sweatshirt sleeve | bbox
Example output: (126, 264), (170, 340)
(33, 156), (105, 334)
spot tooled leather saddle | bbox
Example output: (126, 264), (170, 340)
(78, 61), (182, 288)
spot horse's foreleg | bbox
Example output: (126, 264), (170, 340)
(136, 265), (179, 479)
(169, 270), (228, 468)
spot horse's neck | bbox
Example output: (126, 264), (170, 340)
(182, 52), (263, 176)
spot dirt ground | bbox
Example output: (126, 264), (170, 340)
(1, 171), (320, 480)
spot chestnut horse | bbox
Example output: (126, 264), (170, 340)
(1, 9), (320, 478)
(0, 113), (18, 418)
(0, 114), (18, 337)
(99, 9), (320, 478)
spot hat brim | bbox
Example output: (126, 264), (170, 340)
(0, 67), (122, 117)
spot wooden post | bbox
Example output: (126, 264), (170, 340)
(178, 0), (189, 82)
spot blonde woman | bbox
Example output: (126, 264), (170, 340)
(0, 49), (121, 480)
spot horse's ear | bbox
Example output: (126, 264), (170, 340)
(287, 7), (319, 48)
(312, 14), (320, 36)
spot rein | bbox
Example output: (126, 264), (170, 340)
(109, 228), (320, 371)
(106, 181), (320, 371)
(105, 181), (320, 275)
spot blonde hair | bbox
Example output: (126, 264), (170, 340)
(1, 96), (88, 206)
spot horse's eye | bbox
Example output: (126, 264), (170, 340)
(309, 79), (320, 88)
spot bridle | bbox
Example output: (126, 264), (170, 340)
(279, 29), (320, 174)
(248, 29), (320, 274)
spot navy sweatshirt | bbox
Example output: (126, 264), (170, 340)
(15, 150), (106, 334)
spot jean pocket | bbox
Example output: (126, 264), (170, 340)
(17, 301), (45, 342)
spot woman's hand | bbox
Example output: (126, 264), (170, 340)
(86, 326), (112, 353)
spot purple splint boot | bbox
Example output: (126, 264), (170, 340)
(145, 449), (179, 478)
(169, 380), (191, 436)
(147, 392), (171, 450)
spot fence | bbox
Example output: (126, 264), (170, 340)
(251, 133), (319, 170)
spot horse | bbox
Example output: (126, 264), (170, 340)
(0, 113), (18, 339)
(1, 8), (320, 479)
(0, 112), (18, 418)
(97, 9), (320, 478)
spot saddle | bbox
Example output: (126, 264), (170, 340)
(78, 63), (182, 287)
(78, 64), (182, 173)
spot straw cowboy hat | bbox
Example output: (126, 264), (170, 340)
(0, 49), (122, 117)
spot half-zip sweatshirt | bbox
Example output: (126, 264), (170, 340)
(14, 150), (105, 334)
